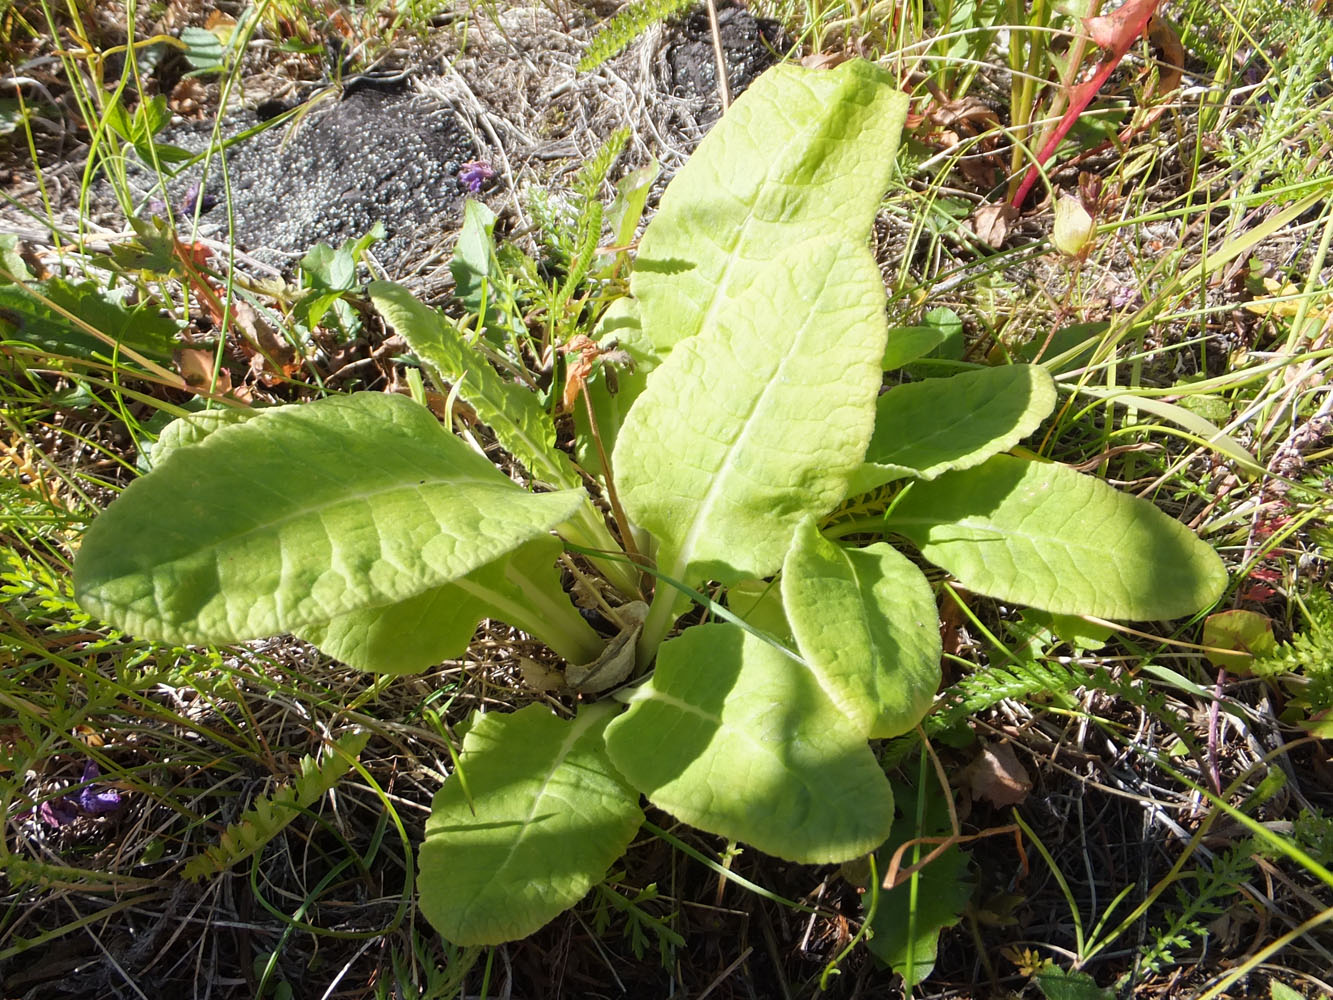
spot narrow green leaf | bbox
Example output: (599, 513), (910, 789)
(299, 534), (603, 672)
(885, 454), (1227, 620)
(881, 326), (951, 371)
(727, 578), (791, 643)
(370, 279), (580, 490)
(782, 519), (941, 738)
(0, 278), (180, 362)
(883, 308), (963, 371)
(418, 703), (644, 945)
(1073, 385), (1261, 474)
(75, 392), (586, 643)
(865, 365), (1057, 480)
(450, 200), (498, 314)
(632, 60), (909, 353)
(604, 623), (895, 863)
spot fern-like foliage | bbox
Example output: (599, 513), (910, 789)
(1136, 843), (1255, 977)
(926, 657), (1088, 736)
(182, 729), (370, 880)
(560, 128), (630, 303)
(578, 0), (697, 72)
(1251, 588), (1333, 711)
(925, 655), (1195, 754)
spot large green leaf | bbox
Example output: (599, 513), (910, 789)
(370, 280), (578, 490)
(75, 392), (586, 643)
(615, 61), (907, 591)
(298, 533), (602, 672)
(150, 405), (257, 464)
(371, 280), (642, 597)
(418, 703), (644, 945)
(865, 365), (1057, 480)
(782, 519), (941, 738)
(618, 236), (890, 587)
(604, 623), (895, 863)
(632, 60), (909, 353)
(885, 454), (1228, 620)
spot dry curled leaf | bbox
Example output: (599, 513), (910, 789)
(1084, 0), (1160, 51)
(559, 334), (600, 412)
(963, 742), (1032, 809)
(968, 202), (1018, 249)
(1146, 15), (1184, 97)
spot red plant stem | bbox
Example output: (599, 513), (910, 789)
(1009, 0), (1162, 209)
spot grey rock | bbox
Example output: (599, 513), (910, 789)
(146, 86), (477, 271)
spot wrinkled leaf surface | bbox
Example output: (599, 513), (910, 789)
(76, 392), (584, 643)
(885, 454), (1227, 619)
(419, 704), (643, 945)
(605, 623), (895, 862)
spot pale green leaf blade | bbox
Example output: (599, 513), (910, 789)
(865, 365), (1057, 480)
(885, 454), (1227, 620)
(370, 280), (580, 490)
(615, 61), (908, 586)
(418, 703), (644, 945)
(616, 237), (888, 585)
(450, 199), (498, 313)
(298, 584), (486, 675)
(75, 392), (586, 643)
(632, 60), (909, 353)
(150, 406), (257, 466)
(299, 533), (602, 672)
(782, 520), (941, 738)
(880, 325), (952, 371)
(604, 623), (895, 863)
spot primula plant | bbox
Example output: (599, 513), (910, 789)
(73, 60), (1226, 948)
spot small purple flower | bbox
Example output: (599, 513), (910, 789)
(38, 798), (80, 828)
(75, 762), (123, 815)
(28, 761), (123, 828)
(459, 160), (495, 194)
(1111, 284), (1139, 310)
(181, 181), (218, 214)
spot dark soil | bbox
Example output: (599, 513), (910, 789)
(134, 86), (479, 271)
